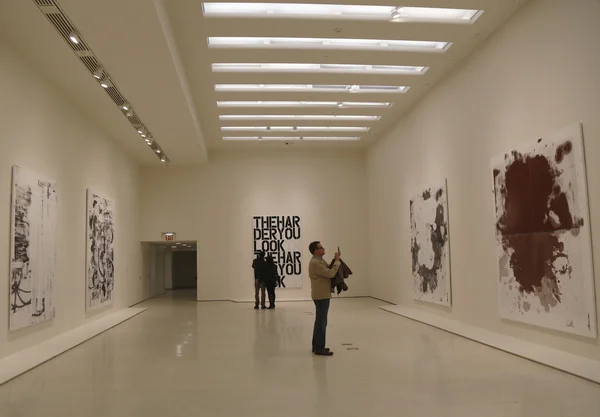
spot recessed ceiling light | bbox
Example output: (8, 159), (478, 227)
(216, 101), (391, 108)
(100, 80), (111, 89)
(208, 37), (450, 52)
(202, 3), (482, 23)
(219, 115), (380, 121)
(211, 63), (427, 75)
(214, 84), (408, 93)
(69, 32), (80, 44)
(93, 69), (105, 79)
(223, 136), (361, 141)
(221, 126), (370, 132)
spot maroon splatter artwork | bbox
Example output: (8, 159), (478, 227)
(492, 124), (596, 338)
(495, 145), (580, 309)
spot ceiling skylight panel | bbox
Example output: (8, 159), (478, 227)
(221, 126), (370, 132)
(214, 84), (408, 93)
(202, 3), (482, 23)
(216, 101), (391, 108)
(219, 115), (381, 121)
(222, 136), (362, 141)
(208, 37), (450, 52)
(211, 63), (427, 74)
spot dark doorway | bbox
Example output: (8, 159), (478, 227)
(172, 250), (197, 289)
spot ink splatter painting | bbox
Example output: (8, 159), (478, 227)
(86, 190), (115, 311)
(410, 181), (452, 306)
(9, 166), (57, 331)
(492, 123), (596, 337)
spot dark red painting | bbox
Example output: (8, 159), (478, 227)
(492, 124), (596, 337)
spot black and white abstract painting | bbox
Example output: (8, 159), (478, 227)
(86, 190), (115, 310)
(410, 181), (452, 307)
(9, 166), (57, 331)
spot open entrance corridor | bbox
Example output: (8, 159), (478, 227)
(0, 293), (599, 417)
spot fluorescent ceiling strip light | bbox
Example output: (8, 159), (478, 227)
(219, 115), (380, 121)
(221, 126), (370, 132)
(223, 136), (361, 141)
(202, 3), (481, 23)
(208, 37), (450, 52)
(211, 63), (427, 75)
(217, 101), (391, 108)
(215, 84), (408, 93)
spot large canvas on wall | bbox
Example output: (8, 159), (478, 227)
(9, 166), (57, 331)
(253, 216), (302, 289)
(410, 181), (452, 306)
(86, 190), (115, 310)
(492, 123), (597, 337)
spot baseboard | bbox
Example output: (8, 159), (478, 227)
(0, 307), (147, 386)
(380, 305), (600, 385)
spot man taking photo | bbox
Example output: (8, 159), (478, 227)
(308, 241), (341, 356)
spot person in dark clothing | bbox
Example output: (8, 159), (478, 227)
(264, 255), (279, 309)
(252, 251), (267, 309)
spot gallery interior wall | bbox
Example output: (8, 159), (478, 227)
(366, 0), (600, 360)
(140, 151), (368, 301)
(0, 37), (145, 359)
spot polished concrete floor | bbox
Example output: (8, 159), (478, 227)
(1, 291), (599, 417)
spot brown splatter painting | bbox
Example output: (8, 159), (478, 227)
(410, 183), (451, 307)
(492, 124), (596, 337)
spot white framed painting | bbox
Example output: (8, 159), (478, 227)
(410, 181), (452, 306)
(9, 165), (57, 331)
(86, 189), (115, 310)
(492, 123), (597, 338)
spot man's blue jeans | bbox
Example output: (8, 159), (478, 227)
(312, 299), (331, 351)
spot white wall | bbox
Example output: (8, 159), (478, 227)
(149, 245), (167, 297)
(165, 249), (173, 290)
(141, 151), (368, 301)
(367, 0), (600, 360)
(0, 38), (145, 359)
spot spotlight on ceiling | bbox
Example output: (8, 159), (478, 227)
(100, 79), (112, 89)
(69, 32), (80, 44)
(93, 69), (104, 79)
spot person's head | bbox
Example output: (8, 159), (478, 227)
(266, 254), (274, 265)
(309, 241), (325, 257)
(257, 250), (265, 259)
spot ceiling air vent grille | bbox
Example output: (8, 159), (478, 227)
(46, 13), (90, 52)
(30, 0), (169, 164)
(129, 114), (142, 126)
(105, 87), (126, 107)
(79, 56), (100, 74)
